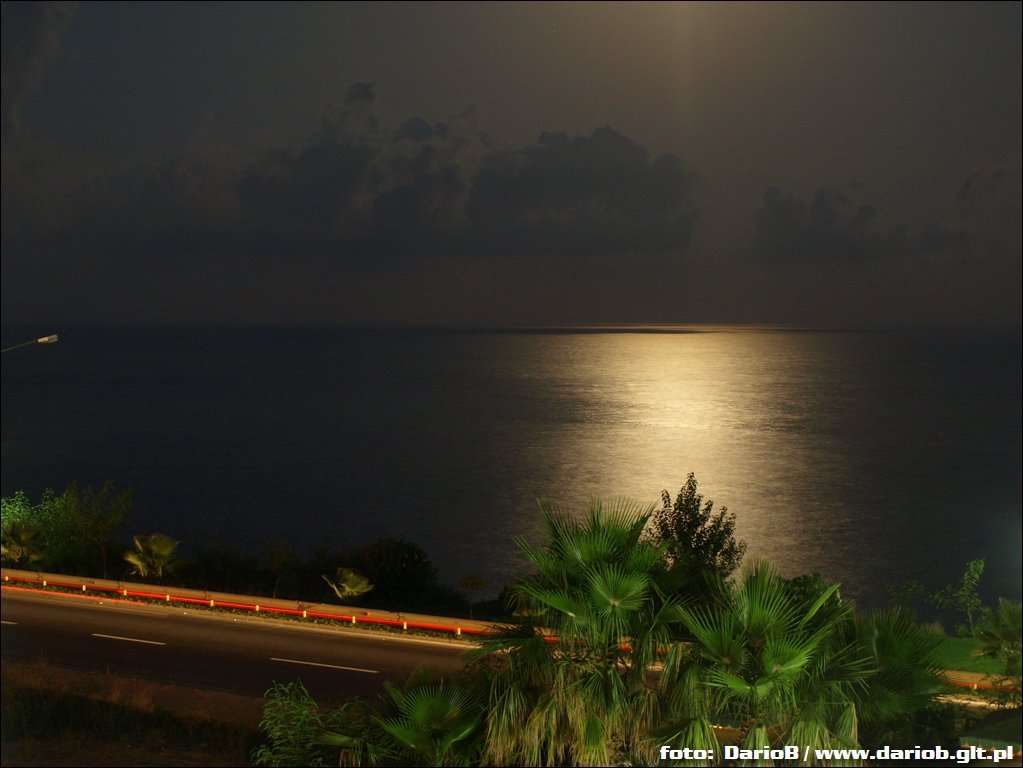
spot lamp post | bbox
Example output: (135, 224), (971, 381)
(1, 334), (59, 354)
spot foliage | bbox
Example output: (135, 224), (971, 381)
(265, 540), (299, 598)
(252, 680), (355, 767)
(356, 537), (441, 610)
(323, 567), (374, 603)
(929, 635), (1004, 675)
(930, 558), (985, 635)
(665, 561), (872, 764)
(975, 598), (1022, 703)
(458, 572), (488, 620)
(123, 533), (181, 582)
(180, 541), (266, 594)
(255, 674), (482, 768)
(1, 488), (88, 570)
(63, 481), (131, 579)
(885, 578), (931, 617)
(2, 675), (253, 761)
(473, 497), (686, 766)
(4, 474), (981, 764)
(0, 491), (35, 532)
(320, 697), (398, 768)
(375, 674), (484, 766)
(887, 559), (989, 636)
(0, 519), (45, 568)
(647, 472), (746, 584)
(850, 608), (949, 748)
(1, 483), (130, 575)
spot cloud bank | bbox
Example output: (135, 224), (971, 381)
(1, 1), (74, 135)
(751, 187), (968, 263)
(1, 72), (1018, 327)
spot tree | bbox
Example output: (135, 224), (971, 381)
(64, 480), (131, 578)
(357, 537), (440, 610)
(123, 533), (181, 581)
(664, 561), (871, 764)
(474, 498), (687, 766)
(647, 472), (746, 583)
(265, 540), (299, 598)
(975, 598), (1022, 702)
(1, 488), (87, 570)
(849, 608), (950, 749)
(375, 676), (483, 767)
(1, 491), (35, 530)
(931, 558), (985, 635)
(322, 567), (374, 603)
(458, 572), (488, 620)
(0, 519), (45, 568)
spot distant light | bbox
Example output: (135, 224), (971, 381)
(1, 333), (59, 353)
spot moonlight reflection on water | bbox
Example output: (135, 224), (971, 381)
(1, 326), (1019, 605)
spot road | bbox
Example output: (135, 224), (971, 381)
(1, 589), (472, 702)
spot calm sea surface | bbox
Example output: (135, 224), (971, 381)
(2, 325), (1020, 606)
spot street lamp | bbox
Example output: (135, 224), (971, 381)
(1, 334), (59, 354)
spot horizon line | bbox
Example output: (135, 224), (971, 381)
(3, 320), (1022, 336)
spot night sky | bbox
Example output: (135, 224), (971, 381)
(2, 2), (1020, 328)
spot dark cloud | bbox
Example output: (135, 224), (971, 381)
(235, 96), (475, 260)
(395, 117), (449, 143)
(2, 0), (1016, 328)
(238, 142), (377, 241)
(1, 1), (74, 135)
(2, 88), (700, 305)
(343, 82), (376, 108)
(466, 127), (697, 256)
(952, 165), (1022, 260)
(232, 104), (697, 262)
(750, 186), (966, 262)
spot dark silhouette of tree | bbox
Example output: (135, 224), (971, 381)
(458, 572), (488, 620)
(65, 480), (131, 579)
(647, 472), (746, 581)
(357, 537), (440, 610)
(264, 540), (299, 598)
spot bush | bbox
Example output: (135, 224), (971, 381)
(252, 680), (343, 767)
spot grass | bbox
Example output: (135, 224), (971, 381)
(931, 635), (1006, 675)
(1, 661), (259, 767)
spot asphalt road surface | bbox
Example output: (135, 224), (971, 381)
(1, 589), (471, 702)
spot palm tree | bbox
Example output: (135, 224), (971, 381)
(664, 561), (871, 764)
(1, 520), (45, 568)
(323, 566), (374, 603)
(319, 698), (398, 768)
(123, 533), (181, 581)
(473, 498), (687, 766)
(375, 676), (483, 767)
(849, 608), (949, 748)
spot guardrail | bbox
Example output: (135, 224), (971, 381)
(3, 568), (1016, 694)
(0, 568), (494, 639)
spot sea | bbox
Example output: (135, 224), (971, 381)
(1, 324), (1020, 607)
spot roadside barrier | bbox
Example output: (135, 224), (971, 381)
(3, 569), (1016, 694)
(1, 569), (493, 639)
